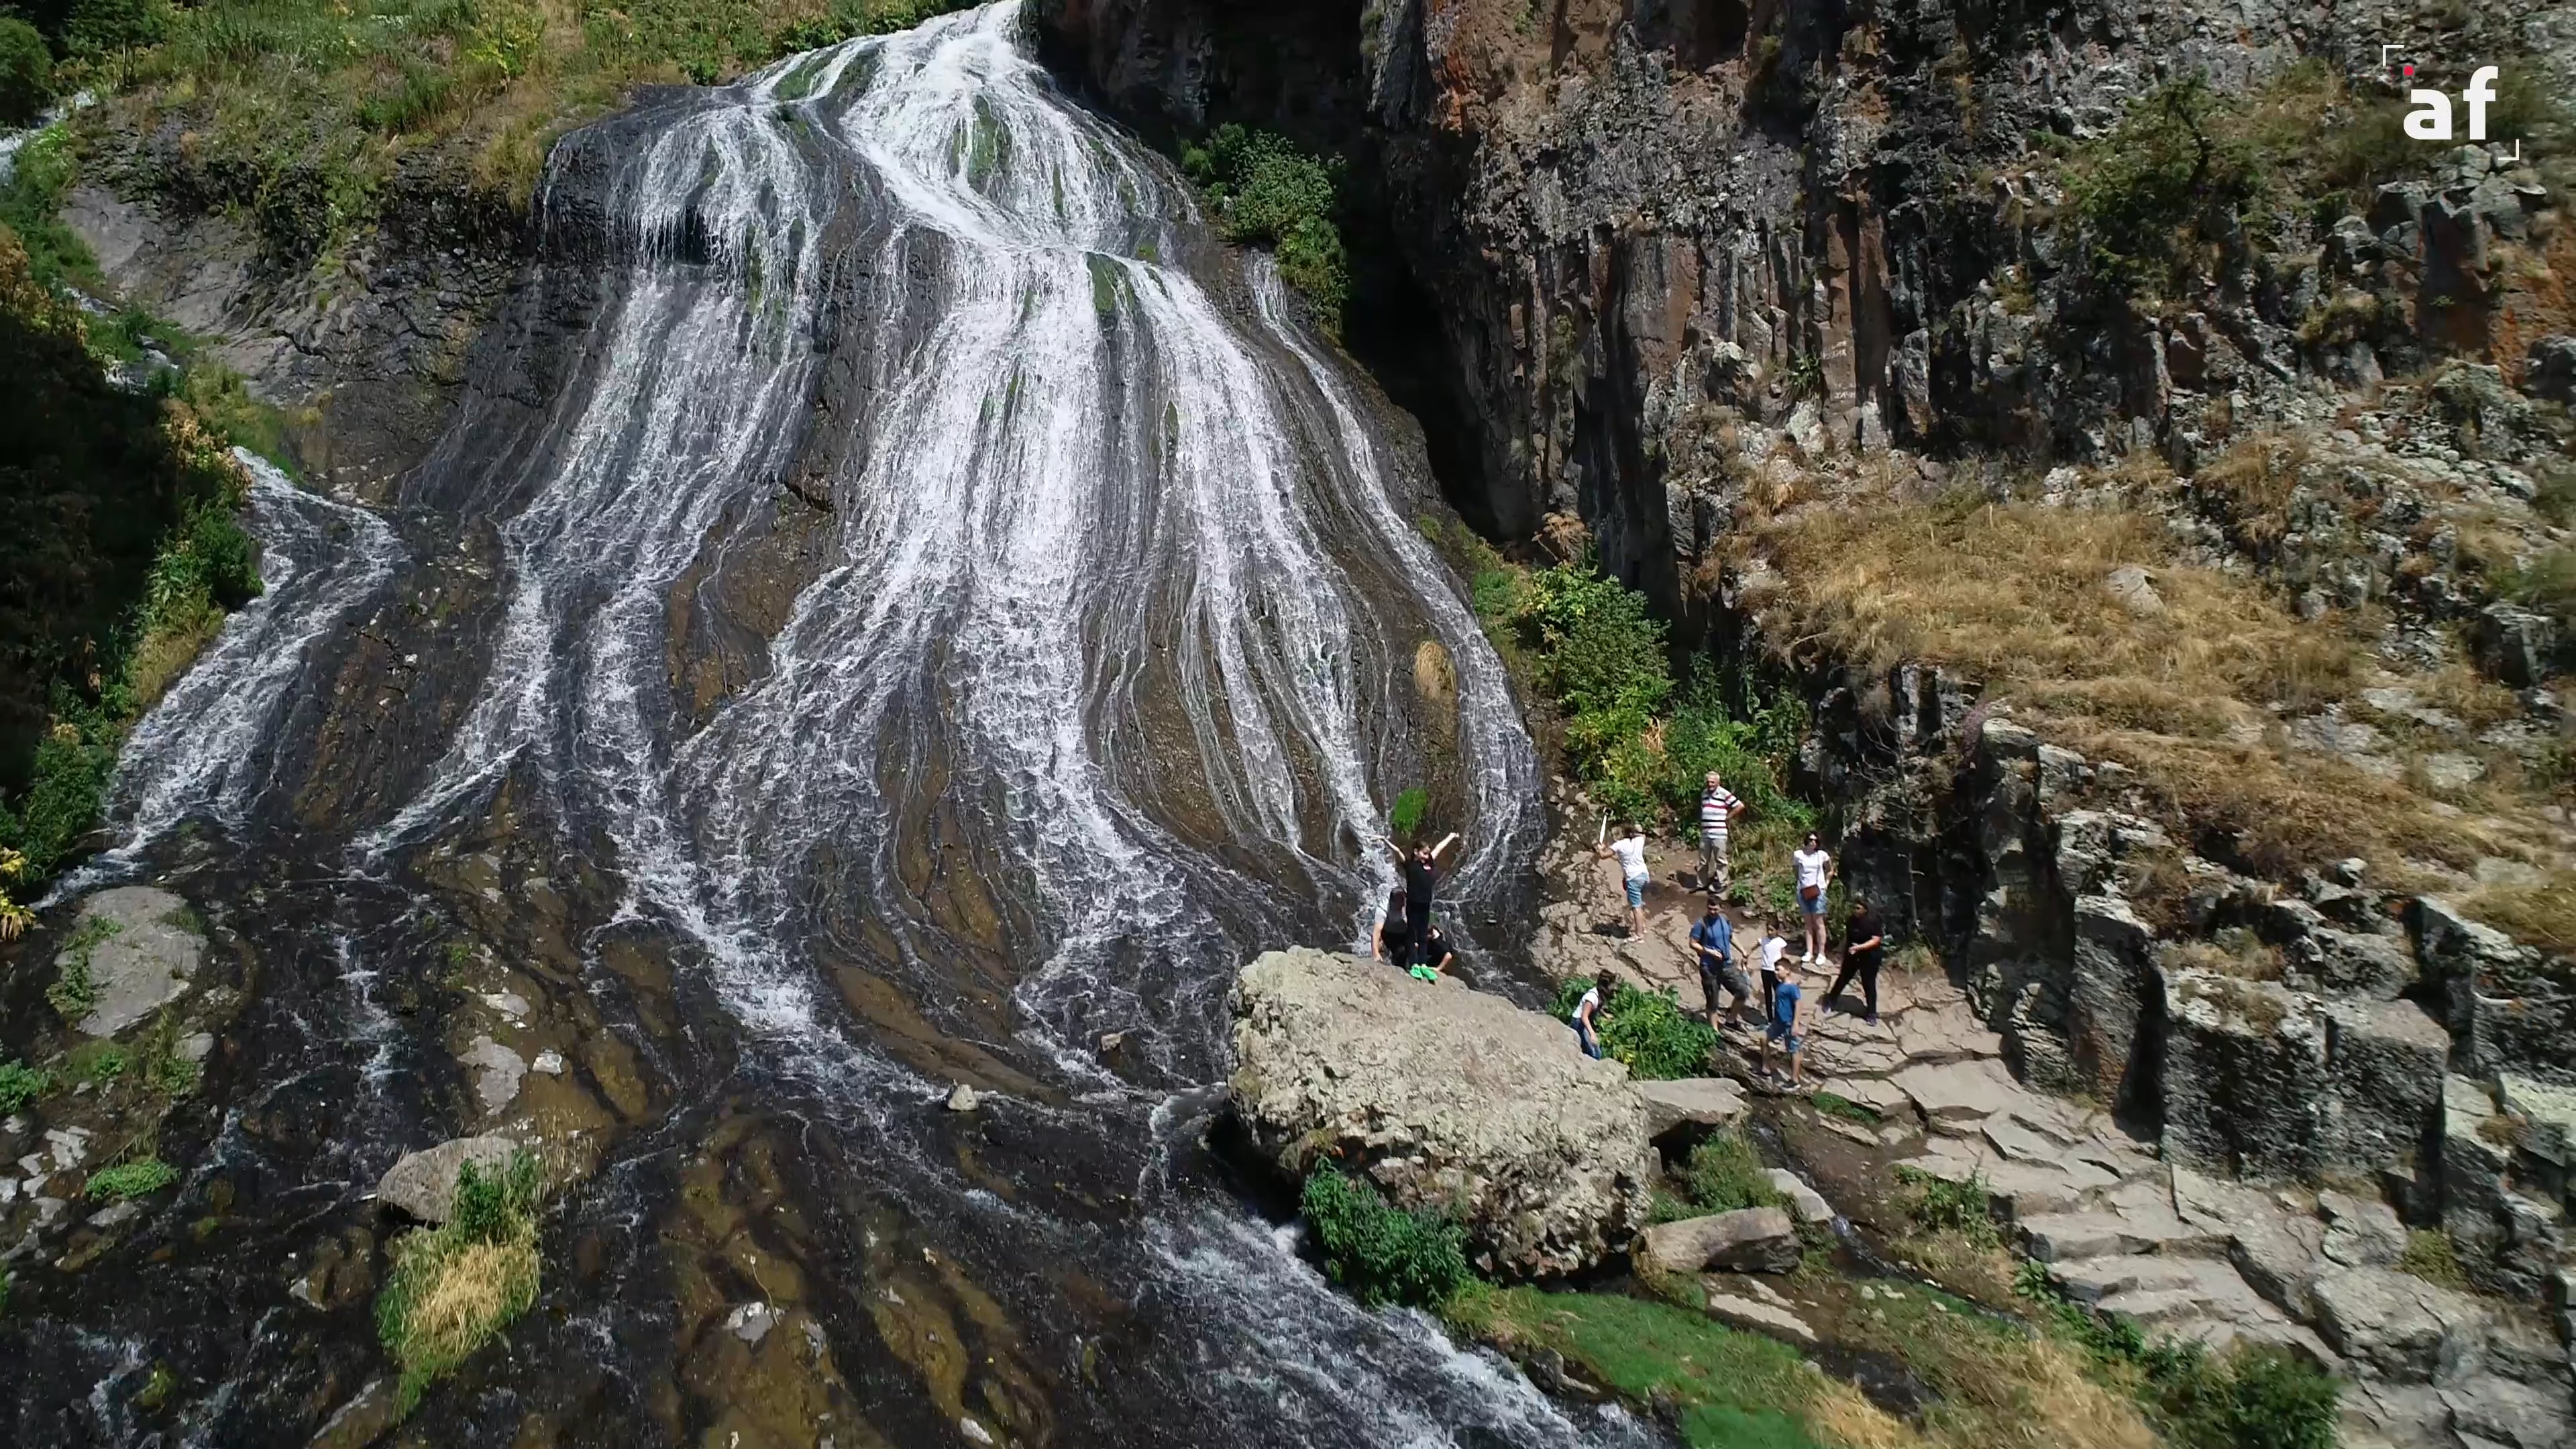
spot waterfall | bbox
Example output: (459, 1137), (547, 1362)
(60, 6), (1649, 1444)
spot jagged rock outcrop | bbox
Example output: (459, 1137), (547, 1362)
(1228, 947), (1656, 1277)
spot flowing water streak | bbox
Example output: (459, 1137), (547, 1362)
(77, 450), (403, 877)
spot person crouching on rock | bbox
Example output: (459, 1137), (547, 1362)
(1760, 955), (1807, 1089)
(1381, 830), (1459, 967)
(1371, 888), (1409, 966)
(1408, 924), (1454, 983)
(1691, 896), (1753, 1032)
(1570, 968), (1615, 1059)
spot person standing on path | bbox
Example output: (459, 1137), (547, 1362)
(1380, 831), (1458, 967)
(1825, 900), (1885, 1024)
(1761, 953), (1808, 1089)
(1756, 924), (1790, 1022)
(1792, 831), (1833, 963)
(1697, 772), (1745, 894)
(1690, 897), (1753, 1030)
(1597, 822), (1651, 938)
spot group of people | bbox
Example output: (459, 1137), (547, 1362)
(1575, 771), (1888, 1090)
(1368, 770), (1892, 1092)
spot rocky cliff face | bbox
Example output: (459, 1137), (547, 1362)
(1032, 0), (2575, 623)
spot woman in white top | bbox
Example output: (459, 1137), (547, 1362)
(1595, 822), (1651, 939)
(1792, 831), (1833, 963)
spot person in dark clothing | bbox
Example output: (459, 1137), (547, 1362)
(1409, 924), (1455, 982)
(1825, 901), (1886, 1024)
(1688, 897), (1754, 1030)
(1372, 889), (1410, 965)
(1381, 830), (1459, 966)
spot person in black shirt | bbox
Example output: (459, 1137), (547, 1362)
(1372, 889), (1410, 965)
(1381, 830), (1459, 967)
(1825, 900), (1886, 1024)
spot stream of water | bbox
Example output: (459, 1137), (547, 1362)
(8, 5), (1668, 1446)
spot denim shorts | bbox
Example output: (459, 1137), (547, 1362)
(1624, 875), (1646, 908)
(1800, 889), (1826, 916)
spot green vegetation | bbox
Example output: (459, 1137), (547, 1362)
(0, 846), (31, 941)
(1548, 977), (1718, 1079)
(2016, 1255), (2342, 1449)
(0, 16), (52, 124)
(2062, 76), (2264, 295)
(1, 225), (263, 892)
(1811, 1091), (1879, 1125)
(1895, 1165), (2001, 1249)
(75, 1041), (131, 1085)
(1444, 1285), (1882, 1449)
(1387, 786), (1430, 841)
(46, 915), (120, 1022)
(0, 1059), (51, 1114)
(1180, 123), (1348, 331)
(1297, 1165), (1469, 1309)
(1485, 554), (1811, 853)
(88, 1155), (180, 1200)
(376, 1150), (543, 1413)
(1673, 1130), (1786, 1214)
(2397, 1227), (2470, 1291)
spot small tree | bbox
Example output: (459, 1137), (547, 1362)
(0, 18), (52, 127)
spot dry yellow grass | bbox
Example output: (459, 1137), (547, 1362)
(1741, 488), (2559, 885)
(2460, 874), (2576, 952)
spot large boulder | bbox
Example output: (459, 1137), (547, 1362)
(54, 886), (203, 1037)
(1229, 948), (1656, 1277)
(375, 1136), (519, 1223)
(1639, 1207), (1801, 1275)
(2410, 897), (2576, 1084)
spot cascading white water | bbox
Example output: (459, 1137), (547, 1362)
(68, 7), (1648, 1444)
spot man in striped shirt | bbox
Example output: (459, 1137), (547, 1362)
(1698, 771), (1745, 892)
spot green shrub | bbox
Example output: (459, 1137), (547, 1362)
(0, 1059), (51, 1114)
(1387, 786), (1429, 841)
(376, 1150), (543, 1413)
(76, 1043), (130, 1084)
(0, 17), (51, 127)
(66, 0), (170, 56)
(1548, 977), (1719, 1079)
(89, 1156), (180, 1199)
(1894, 1165), (1999, 1248)
(1180, 124), (1348, 329)
(2064, 76), (2263, 295)
(1676, 1130), (1786, 1214)
(2143, 1340), (2341, 1449)
(2397, 1227), (2469, 1291)
(1297, 1165), (1469, 1308)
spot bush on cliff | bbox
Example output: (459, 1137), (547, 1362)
(1297, 1165), (1468, 1309)
(1181, 123), (1348, 330)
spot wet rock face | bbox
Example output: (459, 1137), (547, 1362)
(1228, 947), (1657, 1277)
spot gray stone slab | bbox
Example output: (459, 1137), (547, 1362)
(58, 887), (203, 1038)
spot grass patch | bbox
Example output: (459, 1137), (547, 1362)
(1894, 1167), (2000, 1250)
(1180, 123), (1347, 331)
(88, 1155), (179, 1200)
(2456, 874), (2576, 954)
(46, 914), (121, 1023)
(1675, 1130), (1788, 1214)
(376, 1149), (543, 1415)
(1549, 976), (1719, 1079)
(1387, 785), (1430, 841)
(1442, 1283), (1900, 1449)
(1811, 1091), (1880, 1126)
(1298, 1165), (1469, 1309)
(2397, 1228), (2469, 1291)
(0, 1059), (52, 1114)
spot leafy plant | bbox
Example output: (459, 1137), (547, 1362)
(89, 1156), (180, 1200)
(1180, 124), (1348, 329)
(76, 1043), (131, 1085)
(2141, 1340), (2341, 1449)
(0, 1059), (51, 1114)
(1674, 1131), (1786, 1214)
(1548, 977), (1719, 1079)
(2063, 76), (2264, 296)
(1297, 1165), (1469, 1309)
(376, 1150), (543, 1413)
(1809, 1091), (1878, 1125)
(1387, 786), (1429, 841)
